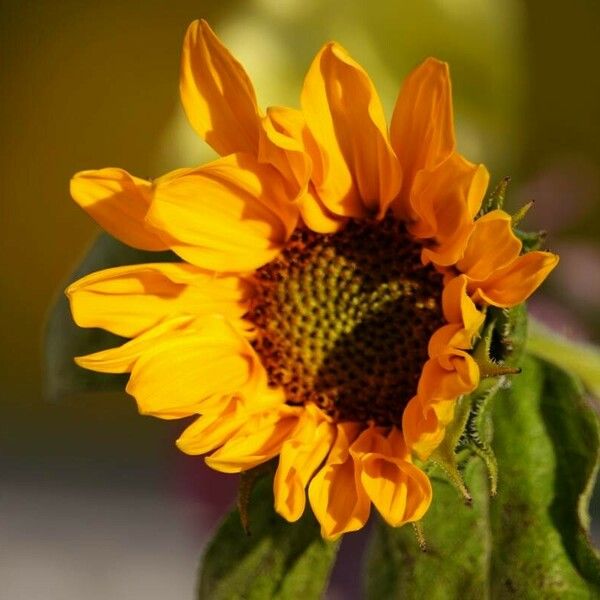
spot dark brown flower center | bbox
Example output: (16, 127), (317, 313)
(246, 216), (444, 427)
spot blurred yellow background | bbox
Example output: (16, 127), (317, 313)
(1, 1), (599, 598)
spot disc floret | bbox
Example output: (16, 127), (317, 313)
(248, 216), (445, 426)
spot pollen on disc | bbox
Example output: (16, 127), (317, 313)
(247, 216), (445, 427)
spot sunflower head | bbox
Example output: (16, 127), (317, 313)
(67, 19), (558, 540)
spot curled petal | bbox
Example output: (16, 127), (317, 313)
(350, 425), (389, 456)
(308, 422), (371, 540)
(147, 153), (299, 272)
(472, 251), (559, 308)
(351, 427), (432, 526)
(301, 43), (401, 218)
(418, 350), (480, 401)
(66, 262), (252, 338)
(408, 155), (484, 238)
(176, 396), (247, 456)
(258, 107), (345, 233)
(361, 453), (432, 527)
(387, 426), (410, 460)
(442, 274), (481, 325)
(176, 390), (285, 456)
(205, 405), (301, 473)
(428, 324), (470, 357)
(274, 405), (335, 522)
(180, 20), (260, 156)
(403, 395), (455, 459)
(457, 210), (522, 280)
(428, 274), (485, 351)
(70, 168), (167, 251)
(414, 157), (489, 267)
(258, 106), (312, 198)
(297, 186), (346, 233)
(391, 58), (455, 217)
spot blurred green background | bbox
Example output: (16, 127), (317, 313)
(1, 1), (599, 598)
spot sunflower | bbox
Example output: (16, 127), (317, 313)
(67, 20), (558, 540)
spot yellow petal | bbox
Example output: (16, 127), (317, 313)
(257, 107), (345, 233)
(74, 315), (196, 374)
(353, 427), (432, 527)
(408, 155), (472, 238)
(457, 210), (521, 280)
(205, 405), (301, 473)
(387, 426), (410, 459)
(66, 262), (252, 338)
(301, 43), (401, 218)
(472, 251), (559, 308)
(418, 350), (480, 401)
(147, 153), (299, 272)
(180, 20), (260, 156)
(402, 395), (454, 459)
(298, 186), (347, 233)
(308, 422), (371, 539)
(409, 155), (489, 266)
(465, 162), (490, 219)
(174, 392), (282, 456)
(176, 396), (246, 455)
(427, 324), (464, 356)
(258, 106), (312, 197)
(398, 461), (433, 523)
(126, 315), (266, 419)
(70, 169), (168, 251)
(427, 274), (485, 351)
(350, 425), (389, 454)
(390, 58), (455, 218)
(274, 405), (335, 522)
(442, 274), (481, 325)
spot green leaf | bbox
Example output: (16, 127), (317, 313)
(489, 354), (600, 598)
(43, 233), (175, 401)
(198, 475), (339, 600)
(366, 459), (492, 599)
(365, 355), (600, 599)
